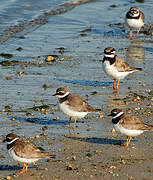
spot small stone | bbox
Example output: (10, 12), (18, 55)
(6, 176), (11, 180)
(128, 176), (133, 180)
(6, 76), (13, 80)
(43, 132), (48, 136)
(99, 114), (104, 119)
(72, 155), (77, 161)
(45, 55), (55, 62)
(111, 128), (116, 134)
(34, 98), (39, 103)
(18, 71), (23, 76)
(16, 47), (23, 51)
(60, 57), (65, 61)
(11, 118), (16, 122)
(35, 135), (40, 139)
(133, 98), (138, 102)
(66, 164), (73, 170)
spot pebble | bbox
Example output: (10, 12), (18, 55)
(6, 176), (11, 180)
(111, 128), (116, 134)
(45, 55), (55, 62)
(35, 135), (40, 139)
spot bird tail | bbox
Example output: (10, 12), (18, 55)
(143, 124), (153, 131)
(93, 108), (101, 113)
(44, 153), (56, 159)
(133, 67), (142, 71)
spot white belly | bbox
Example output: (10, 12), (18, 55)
(103, 61), (133, 80)
(8, 149), (40, 164)
(126, 18), (144, 29)
(114, 124), (144, 137)
(59, 103), (88, 118)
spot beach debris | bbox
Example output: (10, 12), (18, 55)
(56, 47), (65, 54)
(0, 53), (13, 59)
(66, 164), (73, 170)
(110, 4), (117, 8)
(72, 155), (77, 161)
(35, 135), (40, 139)
(6, 176), (11, 180)
(11, 118), (16, 122)
(16, 47), (23, 51)
(42, 83), (52, 90)
(111, 128), (116, 134)
(6, 76), (13, 80)
(4, 105), (12, 112)
(45, 55), (58, 62)
(99, 114), (104, 119)
(0, 60), (20, 66)
(34, 98), (39, 103)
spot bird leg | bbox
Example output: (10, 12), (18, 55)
(113, 80), (120, 90)
(25, 164), (29, 173)
(136, 27), (141, 35)
(67, 117), (72, 128)
(16, 163), (28, 174)
(130, 29), (132, 40)
(122, 136), (132, 149)
(113, 80), (116, 90)
(116, 80), (120, 90)
(73, 118), (77, 130)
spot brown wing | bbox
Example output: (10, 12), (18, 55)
(13, 139), (50, 159)
(119, 114), (153, 131)
(66, 93), (97, 112)
(140, 11), (145, 23)
(115, 56), (139, 72)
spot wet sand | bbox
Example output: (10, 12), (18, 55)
(0, 0), (153, 179)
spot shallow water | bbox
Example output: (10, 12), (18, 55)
(0, 0), (153, 178)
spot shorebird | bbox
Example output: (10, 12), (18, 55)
(125, 7), (145, 40)
(3, 133), (55, 174)
(53, 87), (101, 129)
(108, 108), (153, 148)
(102, 47), (142, 90)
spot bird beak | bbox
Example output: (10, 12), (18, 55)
(107, 113), (112, 116)
(113, 52), (117, 56)
(52, 93), (57, 96)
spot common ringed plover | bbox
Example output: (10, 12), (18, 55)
(3, 133), (55, 174)
(125, 7), (145, 40)
(108, 108), (153, 149)
(102, 47), (142, 90)
(53, 87), (101, 129)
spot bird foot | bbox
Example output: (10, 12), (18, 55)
(121, 144), (129, 149)
(16, 169), (28, 175)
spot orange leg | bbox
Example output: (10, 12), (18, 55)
(130, 29), (132, 40)
(113, 80), (120, 91)
(16, 163), (28, 174)
(73, 118), (77, 130)
(25, 164), (28, 173)
(116, 80), (120, 90)
(113, 80), (116, 90)
(122, 136), (132, 149)
(67, 117), (72, 128)
(136, 27), (141, 35)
